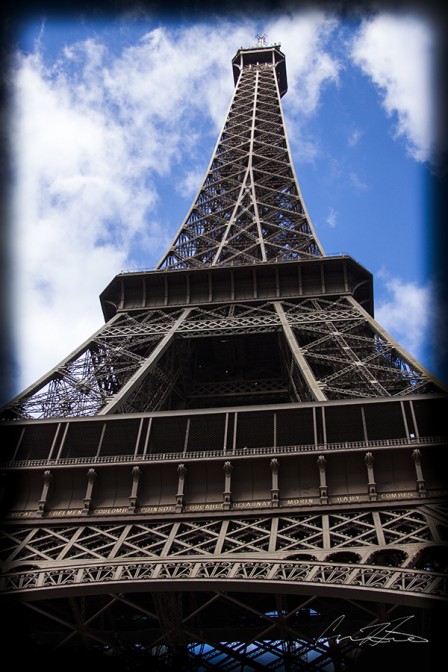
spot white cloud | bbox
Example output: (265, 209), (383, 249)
(266, 11), (341, 161)
(349, 171), (368, 191)
(375, 274), (433, 362)
(326, 207), (337, 228)
(176, 168), (205, 199)
(351, 13), (435, 162)
(268, 11), (340, 115)
(347, 128), (363, 147)
(10, 14), (341, 394)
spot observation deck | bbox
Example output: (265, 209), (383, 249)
(232, 44), (288, 96)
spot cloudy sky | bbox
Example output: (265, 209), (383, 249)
(4, 4), (447, 403)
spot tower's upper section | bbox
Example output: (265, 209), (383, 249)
(157, 43), (324, 270)
(232, 44), (288, 96)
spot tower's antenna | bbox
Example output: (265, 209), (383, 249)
(255, 33), (268, 47)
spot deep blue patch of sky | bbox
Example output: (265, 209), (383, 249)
(293, 61), (428, 282)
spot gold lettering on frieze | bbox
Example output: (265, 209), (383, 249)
(8, 511), (35, 518)
(48, 509), (84, 517)
(93, 507), (128, 515)
(184, 504), (222, 511)
(285, 498), (315, 506)
(334, 495), (362, 504)
(139, 506), (175, 513)
(233, 501), (271, 509)
(378, 492), (417, 501)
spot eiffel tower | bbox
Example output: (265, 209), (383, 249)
(1, 39), (448, 671)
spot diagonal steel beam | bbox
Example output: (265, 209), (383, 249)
(99, 309), (192, 414)
(24, 598), (116, 648)
(275, 302), (326, 401)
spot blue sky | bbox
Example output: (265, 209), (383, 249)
(6, 6), (447, 399)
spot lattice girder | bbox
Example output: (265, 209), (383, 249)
(3, 295), (443, 418)
(2, 309), (190, 419)
(2, 506), (446, 572)
(2, 558), (447, 610)
(2, 43), (447, 671)
(158, 58), (323, 270)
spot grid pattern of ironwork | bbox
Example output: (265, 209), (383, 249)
(158, 60), (323, 270)
(1, 43), (447, 671)
(3, 298), (443, 419)
(2, 507), (445, 568)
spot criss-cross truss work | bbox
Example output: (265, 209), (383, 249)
(1, 42), (448, 671)
(158, 45), (323, 269)
(1, 44), (445, 421)
(3, 296), (444, 420)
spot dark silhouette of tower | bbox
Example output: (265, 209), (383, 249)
(1, 40), (447, 671)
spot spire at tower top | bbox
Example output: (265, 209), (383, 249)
(231, 42), (287, 94)
(156, 44), (320, 271)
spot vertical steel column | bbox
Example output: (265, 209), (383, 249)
(364, 452), (377, 501)
(176, 464), (188, 511)
(128, 466), (141, 512)
(412, 449), (426, 497)
(82, 468), (97, 515)
(317, 455), (328, 504)
(270, 458), (280, 507)
(223, 461), (233, 510)
(38, 470), (53, 516)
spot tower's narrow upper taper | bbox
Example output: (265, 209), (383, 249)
(157, 44), (324, 270)
(231, 43), (288, 96)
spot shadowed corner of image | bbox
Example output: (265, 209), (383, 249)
(0, 3), (448, 671)
(433, 4), (448, 387)
(0, 11), (18, 412)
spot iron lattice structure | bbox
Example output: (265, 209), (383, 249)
(1, 43), (448, 671)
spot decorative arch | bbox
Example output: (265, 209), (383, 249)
(413, 545), (448, 572)
(368, 549), (408, 567)
(324, 551), (361, 564)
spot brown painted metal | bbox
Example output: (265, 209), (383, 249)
(1, 42), (447, 670)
